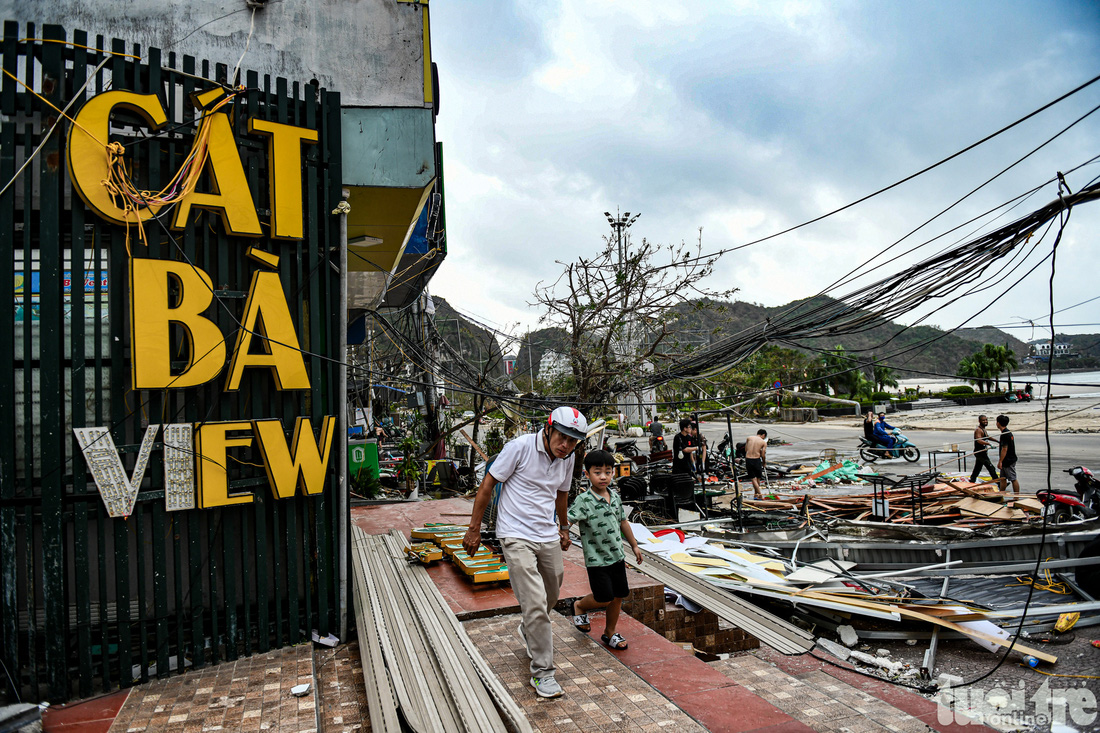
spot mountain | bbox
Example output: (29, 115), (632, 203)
(431, 297), (507, 376)
(521, 296), (1032, 379)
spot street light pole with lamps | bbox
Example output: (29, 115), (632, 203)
(604, 208), (640, 283)
(604, 208), (641, 426)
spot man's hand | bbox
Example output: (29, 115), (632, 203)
(559, 526), (571, 551)
(462, 526), (481, 556)
(632, 545), (644, 564)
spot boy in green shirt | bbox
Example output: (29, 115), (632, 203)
(566, 450), (644, 650)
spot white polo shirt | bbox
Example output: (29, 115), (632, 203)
(490, 429), (574, 543)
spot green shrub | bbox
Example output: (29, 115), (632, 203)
(871, 392), (894, 401)
(947, 385), (975, 395)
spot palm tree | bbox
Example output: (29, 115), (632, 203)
(958, 352), (994, 393)
(981, 343), (1019, 392)
(872, 361), (899, 393)
(849, 370), (875, 403)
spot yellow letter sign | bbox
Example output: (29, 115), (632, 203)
(253, 417), (336, 498)
(67, 91), (168, 225)
(130, 258), (226, 389)
(248, 118), (319, 239)
(195, 421), (255, 508)
(224, 271), (310, 391)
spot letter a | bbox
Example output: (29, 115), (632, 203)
(225, 271), (310, 391)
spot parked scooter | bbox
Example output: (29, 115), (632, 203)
(858, 430), (920, 463)
(604, 436), (640, 457)
(1036, 466), (1100, 524)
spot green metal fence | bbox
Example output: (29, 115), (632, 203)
(0, 23), (343, 702)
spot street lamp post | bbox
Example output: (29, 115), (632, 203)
(604, 208), (640, 284)
(604, 208), (640, 424)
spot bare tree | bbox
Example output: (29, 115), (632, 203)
(531, 223), (737, 405)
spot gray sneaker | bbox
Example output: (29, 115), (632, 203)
(517, 623), (530, 659)
(531, 675), (563, 698)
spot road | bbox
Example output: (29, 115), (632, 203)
(694, 419), (1099, 496)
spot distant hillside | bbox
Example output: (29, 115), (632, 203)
(516, 296), (1030, 380)
(432, 297), (507, 376)
(954, 327), (1028, 354)
(1053, 333), (1100, 359)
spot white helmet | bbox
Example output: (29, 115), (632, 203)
(547, 406), (588, 440)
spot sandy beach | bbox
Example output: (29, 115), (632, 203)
(855, 371), (1100, 432)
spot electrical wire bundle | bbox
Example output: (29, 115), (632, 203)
(641, 181), (1100, 390)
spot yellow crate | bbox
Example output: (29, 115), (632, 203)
(470, 566), (509, 583)
(410, 525), (465, 540)
(406, 542), (443, 563)
(455, 555), (504, 574)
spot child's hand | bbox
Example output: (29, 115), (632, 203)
(633, 545), (644, 564)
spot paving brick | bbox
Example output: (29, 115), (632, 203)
(463, 612), (708, 732)
(107, 646), (317, 733)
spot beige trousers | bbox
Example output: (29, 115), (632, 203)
(500, 537), (564, 679)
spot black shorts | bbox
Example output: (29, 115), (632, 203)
(586, 559), (629, 603)
(745, 457), (764, 480)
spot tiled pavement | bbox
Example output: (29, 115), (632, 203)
(106, 645), (318, 732)
(314, 641), (369, 733)
(711, 654), (934, 733)
(749, 647), (993, 733)
(466, 612), (710, 732)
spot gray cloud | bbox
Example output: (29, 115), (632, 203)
(429, 0), (1100, 339)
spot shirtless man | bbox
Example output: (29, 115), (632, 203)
(744, 429), (768, 498)
(969, 415), (998, 483)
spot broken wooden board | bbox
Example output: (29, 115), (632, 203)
(951, 497), (1026, 521)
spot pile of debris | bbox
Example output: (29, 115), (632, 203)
(740, 479), (1046, 528)
(627, 523), (1097, 679)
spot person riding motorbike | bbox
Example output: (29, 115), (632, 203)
(874, 413), (897, 457)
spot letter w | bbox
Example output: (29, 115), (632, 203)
(253, 417), (336, 499)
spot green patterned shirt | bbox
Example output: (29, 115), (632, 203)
(568, 487), (625, 568)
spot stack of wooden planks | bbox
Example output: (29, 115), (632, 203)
(741, 479), (1044, 528)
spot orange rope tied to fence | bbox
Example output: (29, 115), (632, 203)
(102, 87), (244, 254)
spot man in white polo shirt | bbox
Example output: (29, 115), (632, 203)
(463, 406), (587, 699)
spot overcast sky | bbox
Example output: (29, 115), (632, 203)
(427, 1), (1100, 348)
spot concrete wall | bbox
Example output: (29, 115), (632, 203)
(1, 0), (429, 107)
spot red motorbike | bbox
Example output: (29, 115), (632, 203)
(1036, 466), (1100, 524)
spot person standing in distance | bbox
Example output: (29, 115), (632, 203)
(744, 429), (768, 498)
(462, 406), (587, 699)
(672, 418), (698, 476)
(996, 414), (1019, 494)
(969, 415), (999, 484)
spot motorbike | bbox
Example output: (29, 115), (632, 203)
(1036, 466), (1100, 524)
(650, 434), (667, 454)
(604, 437), (639, 457)
(1005, 389), (1033, 403)
(858, 430), (920, 463)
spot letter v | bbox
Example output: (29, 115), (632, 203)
(74, 424), (160, 518)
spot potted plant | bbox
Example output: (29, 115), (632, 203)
(397, 435), (423, 497)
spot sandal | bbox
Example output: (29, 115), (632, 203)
(601, 632), (628, 650)
(572, 613), (591, 632)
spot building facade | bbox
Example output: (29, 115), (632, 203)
(0, 0), (443, 703)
